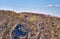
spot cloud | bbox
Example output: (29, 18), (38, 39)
(48, 4), (60, 7)
(48, 4), (53, 7)
(55, 5), (60, 7)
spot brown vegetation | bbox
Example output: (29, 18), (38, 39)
(0, 10), (60, 39)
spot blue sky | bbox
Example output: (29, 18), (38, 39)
(0, 0), (60, 17)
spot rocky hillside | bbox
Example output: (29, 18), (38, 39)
(0, 10), (60, 39)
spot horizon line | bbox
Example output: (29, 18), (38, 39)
(0, 9), (60, 17)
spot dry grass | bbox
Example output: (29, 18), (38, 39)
(0, 10), (60, 39)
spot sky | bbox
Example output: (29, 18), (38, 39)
(0, 0), (60, 17)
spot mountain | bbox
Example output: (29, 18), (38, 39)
(0, 10), (60, 39)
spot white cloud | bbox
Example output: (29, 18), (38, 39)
(48, 4), (60, 7)
(55, 5), (60, 7)
(48, 4), (54, 7)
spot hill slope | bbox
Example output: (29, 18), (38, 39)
(0, 10), (60, 39)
